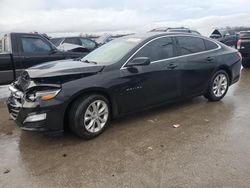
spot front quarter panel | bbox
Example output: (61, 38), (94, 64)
(61, 70), (121, 115)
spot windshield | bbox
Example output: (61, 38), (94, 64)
(81, 37), (142, 65)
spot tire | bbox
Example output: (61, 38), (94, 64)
(69, 94), (111, 139)
(204, 70), (229, 101)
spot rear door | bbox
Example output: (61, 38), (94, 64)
(175, 36), (218, 97)
(118, 36), (180, 113)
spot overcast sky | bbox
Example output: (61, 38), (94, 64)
(0, 0), (249, 36)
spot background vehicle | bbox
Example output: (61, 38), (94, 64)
(7, 33), (241, 139)
(150, 27), (201, 35)
(237, 31), (250, 68)
(0, 33), (88, 85)
(95, 34), (115, 45)
(50, 36), (98, 52)
(210, 29), (238, 47)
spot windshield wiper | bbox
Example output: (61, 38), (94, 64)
(81, 59), (97, 65)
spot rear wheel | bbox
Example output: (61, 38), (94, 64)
(69, 94), (110, 139)
(204, 70), (229, 101)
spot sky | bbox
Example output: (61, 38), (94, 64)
(0, 0), (249, 36)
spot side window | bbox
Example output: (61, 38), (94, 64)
(63, 38), (81, 45)
(176, 36), (206, 55)
(204, 39), (218, 50)
(21, 37), (51, 53)
(80, 38), (96, 50)
(133, 37), (174, 62)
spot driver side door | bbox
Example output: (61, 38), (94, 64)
(117, 36), (181, 113)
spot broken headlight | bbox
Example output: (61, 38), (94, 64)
(26, 89), (61, 102)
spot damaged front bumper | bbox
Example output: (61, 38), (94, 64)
(6, 84), (65, 133)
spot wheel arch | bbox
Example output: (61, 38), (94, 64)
(63, 88), (119, 130)
(216, 65), (232, 85)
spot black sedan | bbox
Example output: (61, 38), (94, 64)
(7, 33), (242, 139)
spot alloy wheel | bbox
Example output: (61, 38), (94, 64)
(212, 73), (228, 97)
(83, 100), (109, 133)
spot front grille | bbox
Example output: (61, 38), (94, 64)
(9, 101), (21, 120)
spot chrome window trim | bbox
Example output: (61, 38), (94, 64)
(120, 35), (221, 70)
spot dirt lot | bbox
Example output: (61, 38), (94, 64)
(0, 69), (250, 188)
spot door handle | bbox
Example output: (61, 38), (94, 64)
(206, 57), (214, 62)
(167, 63), (178, 69)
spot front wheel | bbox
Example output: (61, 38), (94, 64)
(204, 70), (229, 101)
(69, 95), (110, 139)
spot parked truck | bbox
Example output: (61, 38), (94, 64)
(237, 31), (250, 68)
(0, 33), (88, 85)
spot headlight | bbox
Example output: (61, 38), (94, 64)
(26, 89), (61, 102)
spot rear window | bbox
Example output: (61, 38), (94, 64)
(176, 36), (206, 55)
(240, 32), (250, 39)
(204, 39), (218, 50)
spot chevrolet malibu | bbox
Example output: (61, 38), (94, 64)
(7, 33), (242, 139)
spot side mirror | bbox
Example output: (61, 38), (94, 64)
(126, 57), (150, 67)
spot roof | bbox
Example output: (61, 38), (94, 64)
(121, 32), (197, 40)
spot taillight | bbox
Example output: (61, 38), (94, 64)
(237, 39), (241, 50)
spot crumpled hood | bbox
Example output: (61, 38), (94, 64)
(26, 59), (105, 78)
